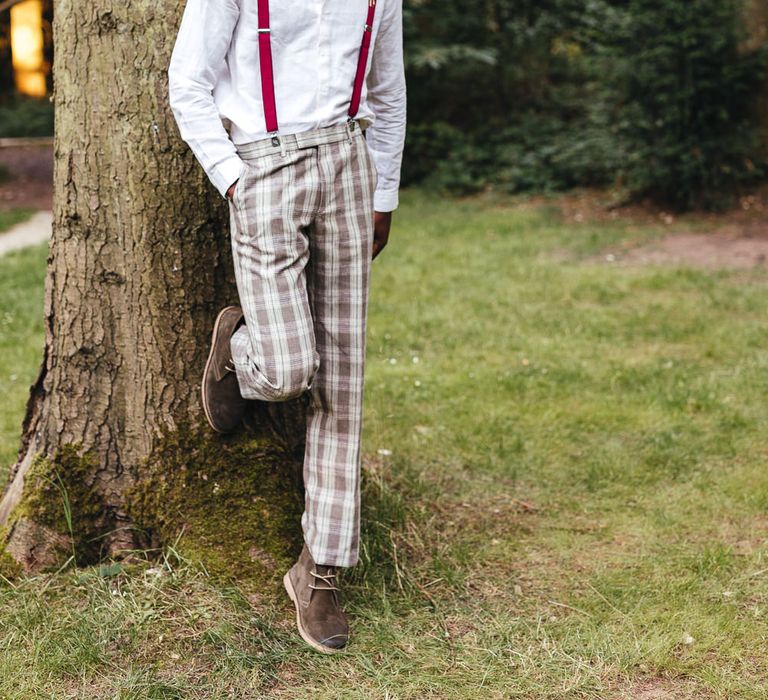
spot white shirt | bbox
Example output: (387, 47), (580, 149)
(168, 0), (406, 212)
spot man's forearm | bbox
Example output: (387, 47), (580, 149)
(168, 0), (245, 198)
(365, 0), (407, 214)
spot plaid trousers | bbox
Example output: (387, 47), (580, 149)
(227, 121), (377, 568)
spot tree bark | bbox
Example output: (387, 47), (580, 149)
(0, 0), (304, 576)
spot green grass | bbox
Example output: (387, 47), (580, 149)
(0, 210), (44, 472)
(2, 192), (768, 698)
(0, 208), (36, 233)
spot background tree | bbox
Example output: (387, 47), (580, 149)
(0, 10), (12, 97)
(403, 0), (768, 209)
(743, 0), (768, 156)
(0, 0), (304, 576)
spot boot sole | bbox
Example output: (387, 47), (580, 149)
(201, 305), (241, 435)
(282, 571), (344, 654)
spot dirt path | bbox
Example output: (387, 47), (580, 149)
(606, 225), (768, 269)
(539, 187), (768, 269)
(0, 211), (52, 256)
(0, 142), (53, 211)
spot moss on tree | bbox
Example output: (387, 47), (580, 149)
(3, 445), (109, 571)
(0, 414), (305, 586)
(126, 423), (305, 590)
(29, 448), (103, 535)
(0, 539), (23, 581)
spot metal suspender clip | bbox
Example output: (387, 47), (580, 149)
(346, 117), (356, 142)
(269, 130), (286, 156)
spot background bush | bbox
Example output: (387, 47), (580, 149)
(403, 0), (768, 209)
(0, 96), (54, 139)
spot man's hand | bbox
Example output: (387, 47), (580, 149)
(373, 211), (392, 260)
(226, 179), (238, 201)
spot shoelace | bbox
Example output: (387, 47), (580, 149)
(224, 359), (236, 373)
(309, 568), (339, 591)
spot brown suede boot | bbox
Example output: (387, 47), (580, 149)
(201, 305), (247, 434)
(283, 544), (349, 653)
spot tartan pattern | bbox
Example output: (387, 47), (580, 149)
(228, 122), (377, 567)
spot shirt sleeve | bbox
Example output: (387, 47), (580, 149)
(366, 0), (407, 213)
(168, 0), (245, 199)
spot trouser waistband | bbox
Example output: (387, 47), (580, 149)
(235, 120), (365, 159)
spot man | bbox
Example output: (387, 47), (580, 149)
(168, 0), (406, 653)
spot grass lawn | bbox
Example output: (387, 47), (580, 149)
(1, 192), (768, 698)
(0, 209), (35, 232)
(0, 210), (43, 472)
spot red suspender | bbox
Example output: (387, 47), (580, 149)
(257, 0), (378, 137)
(348, 0), (378, 120)
(257, 0), (279, 136)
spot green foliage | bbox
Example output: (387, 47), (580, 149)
(0, 95), (54, 138)
(606, 0), (767, 208)
(404, 0), (768, 208)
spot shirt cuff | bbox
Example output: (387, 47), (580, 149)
(211, 154), (247, 199)
(374, 188), (399, 213)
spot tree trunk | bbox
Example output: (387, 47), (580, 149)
(0, 0), (305, 578)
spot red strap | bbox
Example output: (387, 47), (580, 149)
(348, 0), (377, 119)
(257, 0), (279, 134)
(257, 0), (376, 134)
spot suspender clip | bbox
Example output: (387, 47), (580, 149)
(269, 131), (286, 157)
